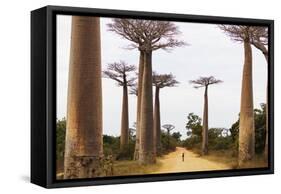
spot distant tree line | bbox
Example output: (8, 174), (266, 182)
(57, 120), (182, 162)
(182, 103), (266, 156)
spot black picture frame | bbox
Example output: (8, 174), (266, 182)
(31, 5), (274, 188)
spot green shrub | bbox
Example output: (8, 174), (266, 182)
(116, 141), (135, 160)
(159, 131), (177, 154)
(182, 135), (201, 149)
(103, 135), (136, 160)
(56, 118), (66, 160)
(103, 135), (120, 157)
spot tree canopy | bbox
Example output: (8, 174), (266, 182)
(219, 25), (268, 47)
(185, 113), (202, 138)
(162, 124), (175, 134)
(103, 61), (136, 86)
(129, 82), (138, 96)
(107, 19), (186, 51)
(152, 72), (179, 88)
(189, 76), (222, 88)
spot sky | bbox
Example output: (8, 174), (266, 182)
(57, 15), (267, 139)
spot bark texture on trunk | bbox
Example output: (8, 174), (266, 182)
(64, 16), (104, 179)
(120, 83), (129, 149)
(139, 51), (156, 164)
(238, 40), (255, 166)
(134, 51), (144, 160)
(253, 43), (268, 161)
(153, 87), (161, 155)
(202, 86), (208, 155)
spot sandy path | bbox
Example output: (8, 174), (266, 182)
(151, 147), (231, 173)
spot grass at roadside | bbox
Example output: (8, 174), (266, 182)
(190, 148), (268, 169)
(112, 160), (162, 176)
(56, 157), (164, 179)
(56, 148), (268, 179)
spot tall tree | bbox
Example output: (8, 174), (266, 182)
(152, 72), (179, 154)
(129, 83), (141, 159)
(128, 82), (140, 159)
(172, 132), (182, 142)
(219, 25), (256, 165)
(162, 124), (175, 148)
(190, 76), (222, 155)
(250, 27), (268, 63)
(185, 113), (202, 139)
(64, 16), (103, 179)
(103, 61), (136, 149)
(229, 103), (266, 155)
(108, 19), (186, 164)
(250, 27), (269, 160)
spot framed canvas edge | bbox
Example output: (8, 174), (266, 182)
(32, 5), (274, 188)
(31, 7), (48, 188)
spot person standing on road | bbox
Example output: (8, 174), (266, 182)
(182, 152), (185, 162)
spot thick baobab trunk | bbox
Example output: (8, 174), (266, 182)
(120, 83), (129, 149)
(134, 51), (144, 160)
(64, 16), (104, 179)
(238, 40), (255, 166)
(252, 43), (268, 161)
(202, 86), (208, 155)
(153, 87), (161, 155)
(139, 51), (156, 164)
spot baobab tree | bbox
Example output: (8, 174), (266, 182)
(250, 27), (269, 160)
(129, 82), (138, 96)
(108, 19), (186, 164)
(129, 82), (140, 159)
(153, 72), (179, 154)
(219, 25), (257, 165)
(190, 76), (222, 155)
(162, 124), (175, 149)
(64, 16), (103, 179)
(250, 27), (268, 63)
(103, 61), (136, 150)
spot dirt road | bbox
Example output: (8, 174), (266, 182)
(151, 147), (231, 174)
